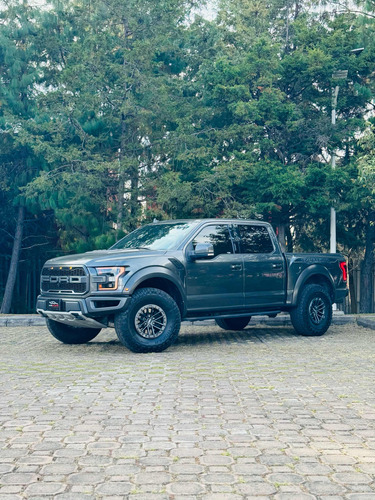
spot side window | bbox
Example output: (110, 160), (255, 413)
(193, 225), (233, 256)
(237, 225), (274, 254)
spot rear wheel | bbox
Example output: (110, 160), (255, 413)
(46, 319), (101, 344)
(115, 287), (181, 353)
(290, 284), (332, 336)
(215, 316), (251, 331)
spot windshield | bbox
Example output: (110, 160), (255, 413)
(110, 222), (199, 251)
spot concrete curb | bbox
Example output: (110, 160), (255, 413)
(356, 316), (375, 330)
(0, 315), (47, 327)
(0, 313), (366, 328)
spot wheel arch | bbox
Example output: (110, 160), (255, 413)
(291, 266), (334, 307)
(126, 269), (186, 317)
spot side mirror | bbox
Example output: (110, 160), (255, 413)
(189, 243), (214, 260)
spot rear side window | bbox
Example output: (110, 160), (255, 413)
(193, 225), (233, 256)
(237, 225), (274, 254)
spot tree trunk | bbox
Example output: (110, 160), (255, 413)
(116, 170), (125, 238)
(278, 223), (287, 253)
(294, 1), (301, 20)
(116, 113), (127, 240)
(348, 257), (357, 314)
(0, 205), (25, 314)
(129, 162), (139, 231)
(116, 17), (131, 240)
(286, 224), (293, 252)
(360, 216), (375, 313)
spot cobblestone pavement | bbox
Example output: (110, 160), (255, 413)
(1, 322), (375, 500)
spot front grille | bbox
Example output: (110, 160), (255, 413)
(41, 266), (89, 294)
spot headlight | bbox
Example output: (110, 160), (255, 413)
(94, 267), (127, 291)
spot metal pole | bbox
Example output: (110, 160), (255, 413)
(330, 85), (339, 254)
(330, 85), (340, 311)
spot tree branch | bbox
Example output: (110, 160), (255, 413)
(22, 235), (54, 241)
(22, 242), (50, 250)
(0, 228), (14, 240)
(333, 1), (375, 19)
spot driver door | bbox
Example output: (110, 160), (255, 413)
(185, 224), (244, 312)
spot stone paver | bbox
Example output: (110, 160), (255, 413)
(0, 322), (375, 498)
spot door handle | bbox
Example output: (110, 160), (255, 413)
(272, 264), (283, 270)
(231, 264), (242, 270)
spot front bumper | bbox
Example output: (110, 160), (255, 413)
(36, 295), (129, 329)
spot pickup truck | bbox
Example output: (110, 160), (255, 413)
(36, 219), (348, 352)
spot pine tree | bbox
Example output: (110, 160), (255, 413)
(0, 2), (46, 313)
(24, 0), (201, 247)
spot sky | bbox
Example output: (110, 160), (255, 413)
(199, 1), (218, 20)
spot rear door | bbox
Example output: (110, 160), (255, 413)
(185, 224), (244, 312)
(234, 224), (286, 307)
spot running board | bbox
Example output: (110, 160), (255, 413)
(184, 310), (282, 322)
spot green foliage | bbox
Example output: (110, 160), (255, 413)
(1, 0), (375, 312)
(151, 0), (374, 252)
(357, 125), (375, 195)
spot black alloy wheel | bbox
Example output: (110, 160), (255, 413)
(290, 284), (332, 336)
(115, 287), (181, 353)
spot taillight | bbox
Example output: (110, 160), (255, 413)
(339, 261), (347, 282)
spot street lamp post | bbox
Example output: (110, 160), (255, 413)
(330, 70), (348, 254)
(329, 49), (364, 311)
(329, 49), (364, 255)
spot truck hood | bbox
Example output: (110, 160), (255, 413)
(44, 249), (166, 267)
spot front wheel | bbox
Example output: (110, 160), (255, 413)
(215, 316), (251, 331)
(46, 319), (101, 344)
(290, 284), (332, 336)
(115, 287), (181, 353)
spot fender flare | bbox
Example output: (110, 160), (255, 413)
(291, 265), (335, 307)
(124, 266), (187, 315)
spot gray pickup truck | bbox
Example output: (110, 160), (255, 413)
(37, 219), (348, 352)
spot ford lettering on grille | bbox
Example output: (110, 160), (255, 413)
(41, 266), (88, 294)
(46, 276), (86, 284)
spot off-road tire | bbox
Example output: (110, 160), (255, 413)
(215, 316), (251, 331)
(290, 284), (332, 336)
(46, 319), (101, 344)
(114, 287), (181, 353)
